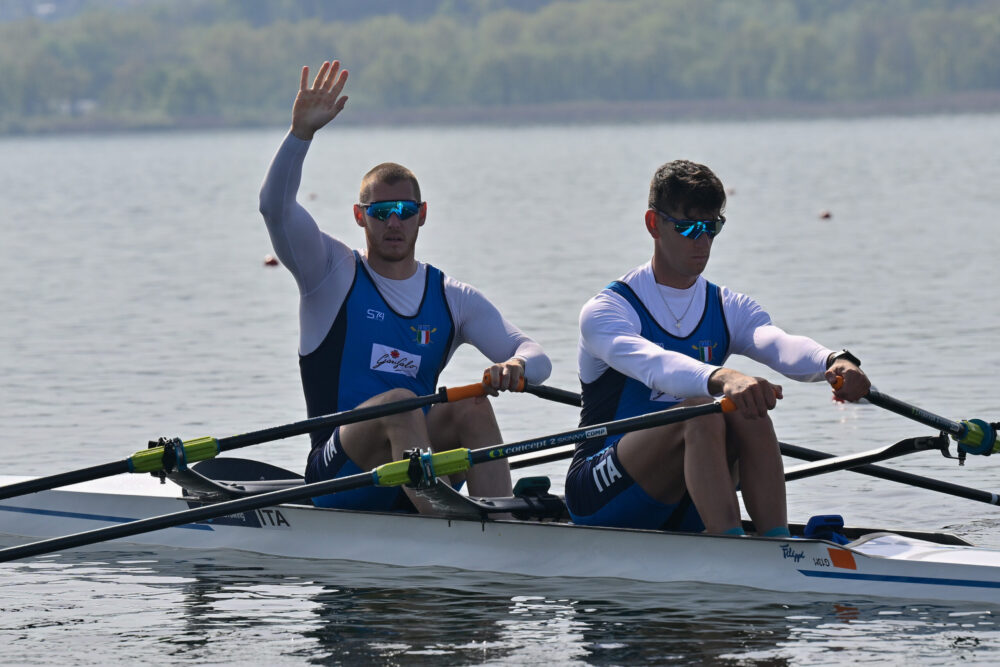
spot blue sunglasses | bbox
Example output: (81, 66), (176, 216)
(652, 207), (726, 240)
(362, 199), (422, 221)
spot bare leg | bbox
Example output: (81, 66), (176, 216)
(616, 399), (741, 534)
(338, 388), (439, 514)
(725, 411), (786, 534)
(427, 395), (512, 498)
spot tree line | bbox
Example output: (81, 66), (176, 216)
(1, 0), (998, 133)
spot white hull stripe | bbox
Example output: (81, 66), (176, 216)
(0, 505), (214, 531)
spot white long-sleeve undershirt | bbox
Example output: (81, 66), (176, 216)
(259, 131), (551, 383)
(578, 262), (832, 398)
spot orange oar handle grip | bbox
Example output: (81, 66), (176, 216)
(480, 371), (526, 392)
(720, 397), (736, 413)
(832, 375), (844, 390)
(445, 382), (489, 402)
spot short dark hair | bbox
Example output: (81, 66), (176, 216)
(359, 163), (421, 204)
(648, 160), (726, 216)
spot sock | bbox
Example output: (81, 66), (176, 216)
(723, 526), (746, 536)
(763, 526), (791, 538)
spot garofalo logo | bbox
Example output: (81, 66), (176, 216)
(370, 343), (421, 378)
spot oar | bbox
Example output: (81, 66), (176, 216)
(509, 440), (1000, 507)
(0, 380), (568, 502)
(829, 377), (999, 456)
(780, 441), (1000, 506)
(516, 382), (1000, 504)
(784, 435), (949, 481)
(0, 398), (735, 563)
(866, 387), (1000, 455)
(521, 384), (581, 407)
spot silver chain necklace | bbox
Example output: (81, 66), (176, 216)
(658, 284), (698, 330)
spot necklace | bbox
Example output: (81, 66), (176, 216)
(658, 283), (698, 330)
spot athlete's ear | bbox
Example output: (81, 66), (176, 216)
(417, 201), (427, 227)
(353, 204), (365, 227)
(644, 209), (660, 239)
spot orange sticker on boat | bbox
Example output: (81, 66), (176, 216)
(828, 548), (857, 570)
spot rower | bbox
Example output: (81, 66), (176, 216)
(258, 60), (552, 514)
(567, 160), (871, 536)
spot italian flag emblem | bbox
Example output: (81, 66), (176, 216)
(693, 341), (717, 363)
(411, 325), (437, 346)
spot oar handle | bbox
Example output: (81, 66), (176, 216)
(475, 372), (585, 408)
(444, 381), (490, 402)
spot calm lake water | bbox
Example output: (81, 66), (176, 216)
(2, 113), (1000, 664)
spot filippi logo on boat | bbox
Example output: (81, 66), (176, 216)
(370, 343), (421, 378)
(780, 544), (805, 562)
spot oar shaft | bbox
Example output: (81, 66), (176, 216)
(863, 387), (998, 455)
(866, 388), (965, 438)
(780, 442), (1000, 506)
(784, 437), (943, 481)
(217, 386), (461, 452)
(470, 399), (731, 466)
(0, 461), (129, 502)
(510, 447), (574, 470)
(521, 384), (581, 407)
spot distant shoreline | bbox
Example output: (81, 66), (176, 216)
(3, 91), (999, 137)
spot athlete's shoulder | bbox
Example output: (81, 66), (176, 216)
(441, 269), (483, 297)
(612, 262), (652, 290)
(716, 283), (773, 326)
(716, 283), (760, 308)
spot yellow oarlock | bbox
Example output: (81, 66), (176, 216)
(373, 448), (472, 487)
(127, 436), (220, 474)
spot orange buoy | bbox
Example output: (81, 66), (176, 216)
(819, 210), (832, 220)
(263, 254), (280, 267)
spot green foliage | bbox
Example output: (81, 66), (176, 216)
(1, 0), (999, 133)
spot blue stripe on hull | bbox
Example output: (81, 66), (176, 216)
(0, 504), (214, 531)
(799, 569), (1000, 589)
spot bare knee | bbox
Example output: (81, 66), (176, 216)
(724, 411), (777, 452)
(374, 387), (419, 404)
(428, 397), (500, 450)
(449, 396), (496, 426)
(683, 411), (726, 444)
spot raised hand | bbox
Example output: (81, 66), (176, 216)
(291, 60), (349, 141)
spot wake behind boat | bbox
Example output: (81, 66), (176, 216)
(0, 454), (999, 605)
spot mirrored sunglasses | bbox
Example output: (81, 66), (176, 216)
(363, 200), (421, 221)
(653, 207), (726, 240)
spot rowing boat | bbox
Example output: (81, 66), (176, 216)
(1, 457), (998, 605)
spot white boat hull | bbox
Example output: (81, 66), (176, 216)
(1, 474), (999, 604)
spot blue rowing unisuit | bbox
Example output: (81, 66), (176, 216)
(299, 251), (455, 452)
(577, 279), (731, 459)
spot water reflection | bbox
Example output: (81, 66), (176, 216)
(2, 546), (997, 665)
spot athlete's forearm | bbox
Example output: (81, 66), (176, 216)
(259, 132), (349, 294)
(744, 325), (831, 381)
